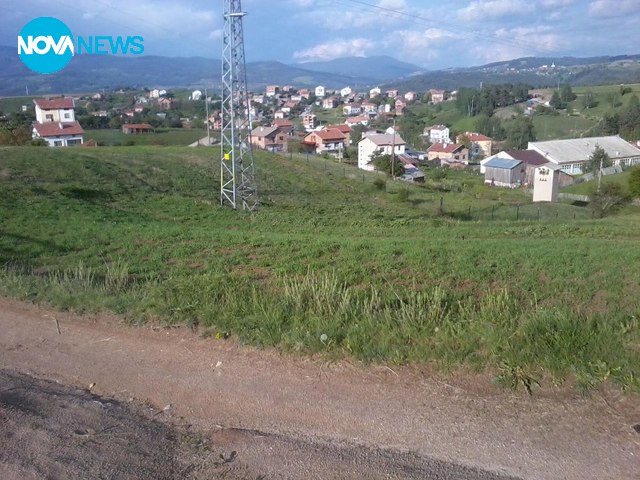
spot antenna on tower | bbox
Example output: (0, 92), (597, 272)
(220, 0), (257, 211)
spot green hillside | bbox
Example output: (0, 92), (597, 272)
(1, 146), (639, 392)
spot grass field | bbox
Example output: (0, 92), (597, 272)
(84, 128), (210, 146)
(1, 146), (639, 393)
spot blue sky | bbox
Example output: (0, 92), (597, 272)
(3, 0), (639, 68)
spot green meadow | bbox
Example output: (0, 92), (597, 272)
(1, 146), (639, 393)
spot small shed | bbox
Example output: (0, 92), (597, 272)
(122, 123), (153, 135)
(533, 163), (561, 202)
(484, 158), (524, 188)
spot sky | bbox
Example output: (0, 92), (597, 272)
(3, 0), (639, 69)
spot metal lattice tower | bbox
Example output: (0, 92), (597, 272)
(220, 0), (257, 211)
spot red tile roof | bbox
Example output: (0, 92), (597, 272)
(428, 143), (464, 154)
(460, 132), (492, 142)
(325, 124), (352, 134)
(123, 123), (153, 130)
(310, 129), (346, 141)
(33, 121), (84, 137)
(505, 149), (548, 166)
(273, 119), (294, 127)
(34, 98), (74, 110)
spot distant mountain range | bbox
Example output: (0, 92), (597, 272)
(1, 46), (639, 96)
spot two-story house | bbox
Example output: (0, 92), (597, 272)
(303, 128), (347, 155)
(427, 143), (469, 166)
(457, 132), (493, 160)
(424, 125), (451, 145)
(250, 126), (288, 153)
(32, 98), (84, 147)
(358, 133), (406, 172)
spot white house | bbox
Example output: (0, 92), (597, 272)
(315, 85), (326, 98)
(528, 136), (640, 175)
(149, 89), (167, 98)
(343, 104), (362, 116)
(424, 125), (450, 145)
(32, 98), (84, 147)
(191, 90), (203, 101)
(340, 87), (352, 97)
(369, 87), (381, 97)
(358, 133), (406, 172)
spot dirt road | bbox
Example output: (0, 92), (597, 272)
(1, 298), (638, 479)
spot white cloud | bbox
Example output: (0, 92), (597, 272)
(589, 0), (639, 17)
(293, 38), (376, 62)
(539, 0), (575, 6)
(458, 0), (535, 22)
(384, 28), (460, 60)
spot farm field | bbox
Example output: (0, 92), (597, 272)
(1, 146), (639, 392)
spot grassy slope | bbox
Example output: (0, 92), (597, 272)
(84, 128), (209, 146)
(1, 146), (639, 391)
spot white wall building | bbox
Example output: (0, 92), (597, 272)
(32, 98), (84, 147)
(424, 124), (450, 145)
(358, 133), (406, 172)
(528, 136), (640, 175)
(315, 85), (326, 98)
(533, 164), (561, 202)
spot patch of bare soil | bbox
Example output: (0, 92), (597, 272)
(1, 298), (639, 479)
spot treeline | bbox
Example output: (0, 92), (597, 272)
(455, 84), (531, 117)
(599, 94), (640, 140)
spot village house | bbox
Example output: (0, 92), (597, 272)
(369, 87), (381, 97)
(404, 91), (417, 102)
(323, 97), (338, 109)
(386, 89), (399, 98)
(345, 115), (369, 127)
(303, 113), (317, 130)
(358, 133), (406, 172)
(273, 119), (295, 136)
(148, 89), (167, 98)
(424, 125), (451, 145)
(457, 132), (493, 160)
(266, 85), (279, 97)
(395, 99), (407, 115)
(32, 98), (84, 147)
(340, 87), (353, 97)
(299, 89), (311, 99)
(427, 143), (469, 166)
(274, 110), (286, 120)
(250, 126), (288, 153)
(429, 89), (445, 104)
(323, 124), (353, 146)
(343, 104), (362, 116)
(361, 102), (377, 114)
(528, 136), (640, 175)
(157, 97), (174, 110)
(191, 90), (203, 101)
(315, 85), (326, 98)
(122, 123), (154, 135)
(303, 128), (346, 155)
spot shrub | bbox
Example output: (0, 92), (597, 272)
(373, 178), (386, 190)
(629, 167), (640, 198)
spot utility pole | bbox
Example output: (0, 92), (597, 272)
(597, 146), (604, 193)
(220, 0), (257, 211)
(391, 115), (397, 178)
(204, 88), (210, 146)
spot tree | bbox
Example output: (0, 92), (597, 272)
(505, 116), (536, 149)
(549, 90), (565, 109)
(350, 124), (367, 145)
(369, 152), (405, 177)
(589, 183), (629, 218)
(560, 84), (576, 103)
(475, 115), (505, 140)
(582, 90), (598, 109)
(584, 145), (612, 175)
(629, 167), (640, 198)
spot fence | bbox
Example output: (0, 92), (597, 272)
(271, 151), (591, 222)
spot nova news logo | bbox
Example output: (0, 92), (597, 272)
(18, 17), (144, 74)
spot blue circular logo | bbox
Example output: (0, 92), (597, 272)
(18, 17), (74, 74)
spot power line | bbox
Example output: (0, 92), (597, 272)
(331, 0), (564, 57)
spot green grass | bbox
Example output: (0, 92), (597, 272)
(85, 128), (210, 146)
(532, 114), (597, 140)
(1, 146), (639, 393)
(562, 170), (633, 195)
